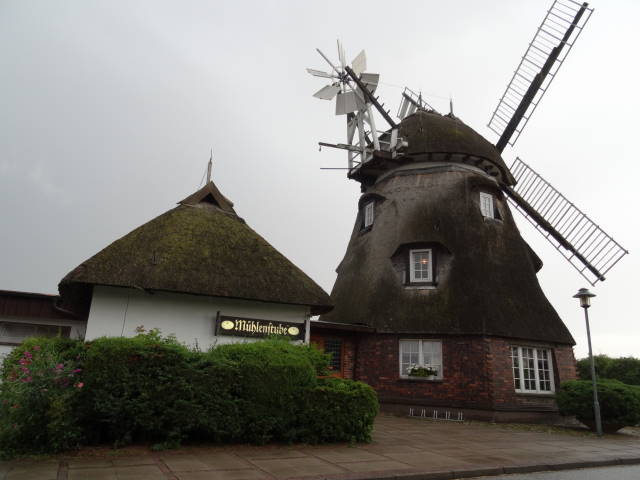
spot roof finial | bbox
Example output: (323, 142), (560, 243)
(207, 149), (213, 183)
(449, 95), (454, 116)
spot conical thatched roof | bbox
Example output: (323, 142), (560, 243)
(351, 111), (516, 186)
(59, 182), (332, 315)
(321, 110), (575, 345)
(321, 165), (574, 344)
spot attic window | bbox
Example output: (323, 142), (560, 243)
(479, 192), (495, 218)
(409, 249), (433, 283)
(363, 201), (375, 228)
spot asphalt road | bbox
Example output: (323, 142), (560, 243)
(467, 465), (640, 479)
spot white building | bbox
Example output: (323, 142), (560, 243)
(58, 180), (332, 348)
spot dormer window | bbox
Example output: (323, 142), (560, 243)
(479, 192), (495, 219)
(409, 249), (433, 283)
(363, 201), (375, 228)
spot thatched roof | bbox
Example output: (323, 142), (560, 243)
(351, 111), (515, 186)
(59, 182), (332, 315)
(321, 160), (575, 345)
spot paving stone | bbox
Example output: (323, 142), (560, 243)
(68, 458), (114, 469)
(116, 464), (166, 479)
(340, 460), (415, 473)
(250, 457), (344, 478)
(312, 448), (386, 463)
(6, 464), (59, 480)
(111, 456), (159, 467)
(161, 455), (211, 472)
(68, 467), (118, 480)
(384, 451), (475, 469)
(195, 453), (252, 470)
(176, 469), (270, 480)
(243, 449), (308, 460)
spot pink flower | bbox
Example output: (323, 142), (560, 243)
(74, 382), (84, 389)
(33, 345), (41, 351)
(55, 363), (64, 370)
(20, 376), (32, 383)
(72, 368), (82, 373)
(20, 366), (29, 373)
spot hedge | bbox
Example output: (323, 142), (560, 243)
(0, 334), (378, 457)
(557, 379), (640, 429)
(577, 355), (640, 386)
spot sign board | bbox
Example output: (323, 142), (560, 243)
(215, 315), (305, 341)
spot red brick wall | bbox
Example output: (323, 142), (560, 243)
(486, 338), (577, 411)
(341, 337), (356, 379)
(354, 334), (577, 414)
(355, 334), (494, 410)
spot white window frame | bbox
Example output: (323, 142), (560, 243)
(479, 192), (495, 219)
(399, 339), (443, 380)
(510, 346), (555, 394)
(364, 201), (375, 228)
(409, 248), (433, 283)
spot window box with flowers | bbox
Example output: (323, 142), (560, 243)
(406, 364), (438, 380)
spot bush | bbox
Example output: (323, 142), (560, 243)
(557, 379), (640, 428)
(204, 339), (327, 443)
(301, 377), (379, 443)
(80, 331), (198, 446)
(0, 337), (86, 457)
(0, 334), (377, 457)
(577, 355), (640, 386)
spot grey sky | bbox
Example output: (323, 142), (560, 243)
(1, 0), (637, 359)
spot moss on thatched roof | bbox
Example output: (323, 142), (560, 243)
(399, 111), (515, 185)
(321, 164), (574, 345)
(60, 183), (332, 314)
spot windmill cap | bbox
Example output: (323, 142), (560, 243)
(399, 110), (515, 185)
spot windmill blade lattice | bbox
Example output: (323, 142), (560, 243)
(488, 0), (593, 152)
(505, 157), (628, 285)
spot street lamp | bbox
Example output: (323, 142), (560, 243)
(573, 287), (602, 437)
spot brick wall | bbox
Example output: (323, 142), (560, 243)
(487, 338), (577, 412)
(354, 333), (577, 415)
(355, 334), (494, 410)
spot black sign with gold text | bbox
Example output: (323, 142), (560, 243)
(215, 315), (306, 340)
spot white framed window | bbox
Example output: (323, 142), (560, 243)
(511, 346), (555, 394)
(399, 339), (443, 379)
(409, 249), (432, 283)
(479, 192), (495, 219)
(0, 321), (71, 346)
(364, 201), (375, 228)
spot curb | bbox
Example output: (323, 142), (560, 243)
(341, 456), (640, 480)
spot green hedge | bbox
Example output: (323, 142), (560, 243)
(557, 379), (640, 428)
(577, 355), (640, 386)
(301, 377), (379, 443)
(0, 335), (378, 456)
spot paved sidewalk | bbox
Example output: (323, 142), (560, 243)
(1, 415), (639, 480)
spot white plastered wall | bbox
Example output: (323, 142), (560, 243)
(85, 286), (309, 350)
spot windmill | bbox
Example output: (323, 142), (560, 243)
(309, 1), (628, 287)
(307, 41), (405, 170)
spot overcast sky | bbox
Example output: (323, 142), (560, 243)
(1, 0), (637, 359)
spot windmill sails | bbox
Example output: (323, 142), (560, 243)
(505, 158), (628, 285)
(488, 0), (593, 152)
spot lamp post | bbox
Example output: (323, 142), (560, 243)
(573, 287), (602, 437)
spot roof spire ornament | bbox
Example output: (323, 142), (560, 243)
(207, 149), (213, 183)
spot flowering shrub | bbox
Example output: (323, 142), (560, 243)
(0, 334), (378, 457)
(0, 337), (85, 457)
(407, 364), (438, 377)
